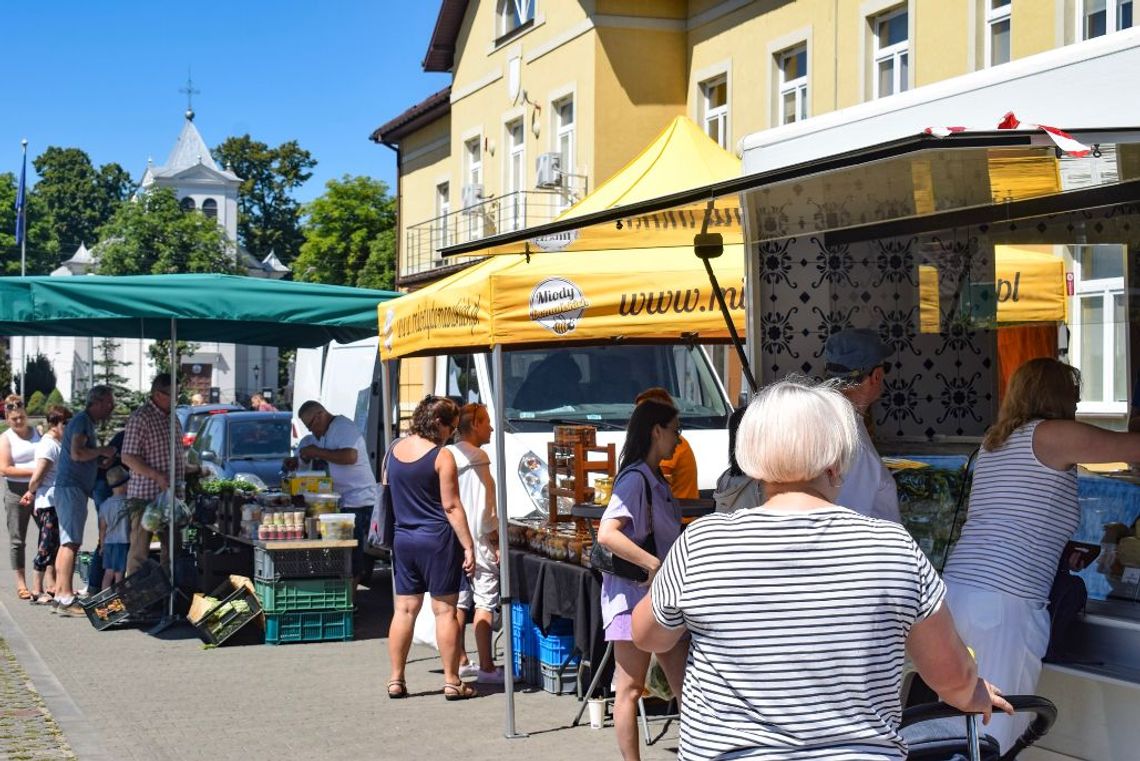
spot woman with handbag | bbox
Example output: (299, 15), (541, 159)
(385, 395), (477, 701)
(597, 399), (687, 760)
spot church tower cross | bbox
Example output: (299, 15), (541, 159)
(179, 69), (201, 121)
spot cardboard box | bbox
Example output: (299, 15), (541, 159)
(283, 472), (333, 496)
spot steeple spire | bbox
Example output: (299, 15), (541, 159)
(179, 68), (200, 121)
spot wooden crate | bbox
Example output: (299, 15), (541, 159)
(547, 441), (615, 524)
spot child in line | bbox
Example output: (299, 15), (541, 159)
(97, 466), (132, 588)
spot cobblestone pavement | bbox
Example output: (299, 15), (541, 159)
(0, 635), (76, 760)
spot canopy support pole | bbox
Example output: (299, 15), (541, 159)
(380, 359), (398, 605)
(696, 201), (758, 394)
(149, 319), (185, 635)
(494, 344), (526, 739)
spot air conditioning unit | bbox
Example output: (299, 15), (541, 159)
(535, 152), (562, 188)
(461, 184), (484, 211)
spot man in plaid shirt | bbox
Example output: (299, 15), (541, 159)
(122, 373), (186, 575)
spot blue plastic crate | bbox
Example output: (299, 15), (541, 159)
(264, 609), (353, 645)
(514, 654), (542, 685)
(538, 630), (578, 669)
(510, 601), (537, 660)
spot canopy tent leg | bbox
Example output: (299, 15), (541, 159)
(495, 344), (526, 739)
(381, 360), (399, 604)
(149, 318), (189, 636)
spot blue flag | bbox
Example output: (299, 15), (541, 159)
(14, 148), (26, 246)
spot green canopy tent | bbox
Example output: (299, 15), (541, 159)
(0, 274), (400, 625)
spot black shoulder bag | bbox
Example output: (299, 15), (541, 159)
(367, 439), (400, 552)
(588, 469), (656, 583)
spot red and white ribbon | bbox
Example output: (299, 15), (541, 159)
(924, 112), (1090, 157)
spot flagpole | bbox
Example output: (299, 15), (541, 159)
(17, 139), (28, 394)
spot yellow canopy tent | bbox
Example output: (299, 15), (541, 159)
(379, 116), (746, 360)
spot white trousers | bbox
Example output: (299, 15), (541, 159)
(943, 581), (1051, 752)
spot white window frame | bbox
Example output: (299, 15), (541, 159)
(435, 182), (450, 252)
(497, 0), (535, 40)
(464, 137), (484, 240)
(985, 0), (1012, 66)
(552, 95), (575, 209)
(777, 45), (809, 125)
(1081, 0), (1134, 40)
(1069, 244), (1128, 415)
(872, 6), (909, 99)
(504, 118), (526, 232)
(700, 75), (729, 148)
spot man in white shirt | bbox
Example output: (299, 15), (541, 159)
(297, 401), (380, 585)
(824, 328), (901, 523)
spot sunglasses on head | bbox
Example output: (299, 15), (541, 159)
(4, 401), (24, 410)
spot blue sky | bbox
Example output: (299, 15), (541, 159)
(2, 2), (450, 201)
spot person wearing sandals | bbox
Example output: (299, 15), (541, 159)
(2, 394), (42, 601)
(20, 405), (71, 604)
(597, 400), (688, 761)
(385, 395), (477, 701)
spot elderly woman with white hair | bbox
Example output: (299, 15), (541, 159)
(632, 378), (1010, 760)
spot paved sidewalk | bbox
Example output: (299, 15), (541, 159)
(0, 634), (75, 759)
(1, 527), (680, 761)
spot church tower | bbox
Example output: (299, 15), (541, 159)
(140, 107), (242, 248)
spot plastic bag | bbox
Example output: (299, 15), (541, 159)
(412, 593), (438, 650)
(141, 492), (192, 532)
(645, 655), (673, 701)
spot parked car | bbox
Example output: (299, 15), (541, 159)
(176, 404), (245, 448)
(187, 411), (292, 488)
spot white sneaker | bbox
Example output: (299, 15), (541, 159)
(458, 663), (480, 679)
(476, 667), (505, 684)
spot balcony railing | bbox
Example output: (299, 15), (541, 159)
(402, 189), (573, 279)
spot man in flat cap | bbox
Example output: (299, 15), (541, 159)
(823, 328), (900, 523)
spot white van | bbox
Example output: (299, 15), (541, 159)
(294, 339), (732, 519)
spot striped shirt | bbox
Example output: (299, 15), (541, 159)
(944, 420), (1079, 603)
(651, 506), (945, 760)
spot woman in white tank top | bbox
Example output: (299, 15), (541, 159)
(1, 395), (42, 599)
(944, 358), (1140, 752)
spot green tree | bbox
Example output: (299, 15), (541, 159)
(44, 388), (65, 410)
(294, 175), (396, 288)
(23, 353), (56, 399)
(0, 341), (11, 396)
(0, 172), (61, 275)
(31, 146), (133, 253)
(212, 136), (315, 264)
(96, 188), (239, 275)
(25, 390), (45, 416)
(92, 338), (139, 413)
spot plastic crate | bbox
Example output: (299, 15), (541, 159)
(510, 601), (537, 658)
(540, 662), (579, 695)
(255, 577), (353, 613)
(80, 560), (171, 631)
(538, 630), (578, 669)
(515, 654), (542, 685)
(190, 576), (263, 646)
(254, 545), (351, 582)
(264, 609), (354, 645)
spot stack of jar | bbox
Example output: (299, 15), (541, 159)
(258, 508), (307, 541)
(240, 503), (262, 541)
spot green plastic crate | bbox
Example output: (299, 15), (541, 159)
(254, 577), (353, 613)
(264, 609), (354, 645)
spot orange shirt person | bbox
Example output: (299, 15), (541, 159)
(634, 388), (699, 499)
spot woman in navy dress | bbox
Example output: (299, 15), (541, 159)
(386, 395), (477, 700)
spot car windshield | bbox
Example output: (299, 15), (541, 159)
(501, 344), (729, 432)
(227, 419), (291, 459)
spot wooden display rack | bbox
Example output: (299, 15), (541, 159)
(546, 441), (615, 524)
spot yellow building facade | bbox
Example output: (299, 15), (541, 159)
(371, 0), (1133, 403)
(374, 0), (1129, 287)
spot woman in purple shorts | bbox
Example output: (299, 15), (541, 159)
(385, 396), (476, 701)
(597, 400), (687, 760)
